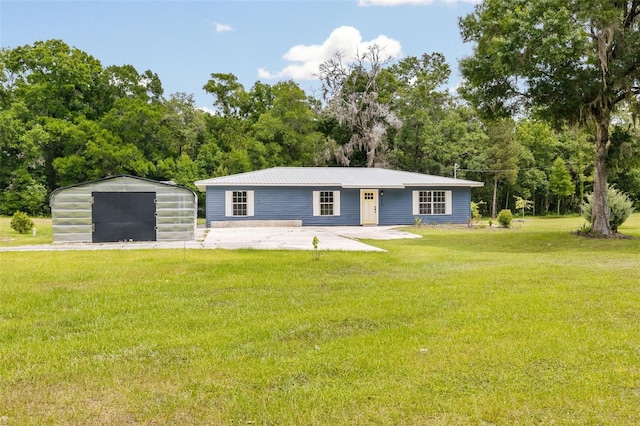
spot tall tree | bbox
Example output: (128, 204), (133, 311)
(485, 120), (521, 218)
(318, 46), (401, 167)
(558, 126), (594, 213)
(549, 157), (575, 215)
(1, 39), (104, 120)
(388, 53), (457, 174)
(163, 92), (208, 159)
(459, 0), (640, 235)
(251, 81), (321, 167)
(513, 120), (560, 215)
(203, 73), (248, 117)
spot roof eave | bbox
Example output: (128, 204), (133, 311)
(341, 184), (406, 189)
(195, 182), (485, 190)
(404, 182), (485, 188)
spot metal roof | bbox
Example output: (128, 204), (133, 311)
(50, 174), (195, 200)
(194, 167), (484, 191)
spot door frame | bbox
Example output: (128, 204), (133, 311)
(360, 189), (379, 225)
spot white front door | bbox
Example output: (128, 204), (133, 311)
(360, 190), (378, 225)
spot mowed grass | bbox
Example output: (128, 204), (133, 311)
(1, 216), (640, 424)
(0, 217), (53, 246)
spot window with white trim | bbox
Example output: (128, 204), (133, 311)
(232, 191), (247, 216)
(225, 190), (254, 217)
(412, 190), (452, 215)
(320, 191), (334, 216)
(313, 191), (340, 216)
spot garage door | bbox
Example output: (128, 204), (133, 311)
(92, 192), (156, 242)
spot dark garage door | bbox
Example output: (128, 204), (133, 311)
(92, 192), (156, 243)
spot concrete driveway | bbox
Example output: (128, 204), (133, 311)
(205, 226), (421, 252)
(0, 226), (421, 252)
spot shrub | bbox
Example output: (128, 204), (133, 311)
(10, 211), (34, 234)
(497, 209), (513, 228)
(471, 200), (486, 220)
(471, 201), (480, 220)
(582, 185), (634, 233)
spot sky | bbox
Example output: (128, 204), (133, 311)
(0, 0), (479, 110)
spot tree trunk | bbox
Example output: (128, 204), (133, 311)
(491, 174), (498, 219)
(504, 187), (510, 210)
(544, 192), (549, 214)
(591, 117), (612, 235)
(532, 194), (536, 217)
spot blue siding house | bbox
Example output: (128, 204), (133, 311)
(194, 167), (483, 227)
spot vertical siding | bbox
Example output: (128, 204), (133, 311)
(51, 176), (196, 243)
(206, 185), (472, 226)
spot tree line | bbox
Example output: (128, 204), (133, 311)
(2, 38), (639, 220)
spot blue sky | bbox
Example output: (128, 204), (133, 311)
(1, 0), (479, 110)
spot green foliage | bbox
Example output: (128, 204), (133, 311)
(0, 169), (49, 216)
(576, 223), (596, 237)
(486, 120), (521, 218)
(459, 0), (640, 234)
(471, 201), (481, 220)
(549, 158), (574, 196)
(3, 36), (638, 226)
(514, 196), (533, 217)
(582, 185), (634, 233)
(548, 157), (575, 215)
(486, 120), (521, 184)
(10, 211), (34, 234)
(497, 209), (513, 228)
(513, 120), (558, 214)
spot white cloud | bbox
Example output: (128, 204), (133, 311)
(358, 0), (479, 5)
(197, 106), (216, 115)
(259, 26), (402, 81)
(215, 23), (233, 33)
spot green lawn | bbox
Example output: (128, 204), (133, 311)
(1, 216), (640, 424)
(0, 217), (53, 246)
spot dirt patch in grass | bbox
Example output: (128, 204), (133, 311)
(572, 230), (634, 239)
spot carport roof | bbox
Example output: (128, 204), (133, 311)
(194, 167), (484, 191)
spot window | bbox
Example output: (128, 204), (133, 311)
(225, 190), (254, 217)
(313, 191), (340, 216)
(232, 191), (247, 216)
(412, 190), (451, 215)
(319, 191), (334, 216)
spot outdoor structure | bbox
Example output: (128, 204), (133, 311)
(50, 175), (197, 243)
(195, 167), (483, 227)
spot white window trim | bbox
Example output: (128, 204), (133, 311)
(225, 190), (254, 217)
(412, 190), (452, 215)
(313, 191), (340, 216)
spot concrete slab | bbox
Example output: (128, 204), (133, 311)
(204, 226), (421, 252)
(0, 226), (421, 252)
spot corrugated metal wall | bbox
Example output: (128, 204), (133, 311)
(50, 176), (197, 243)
